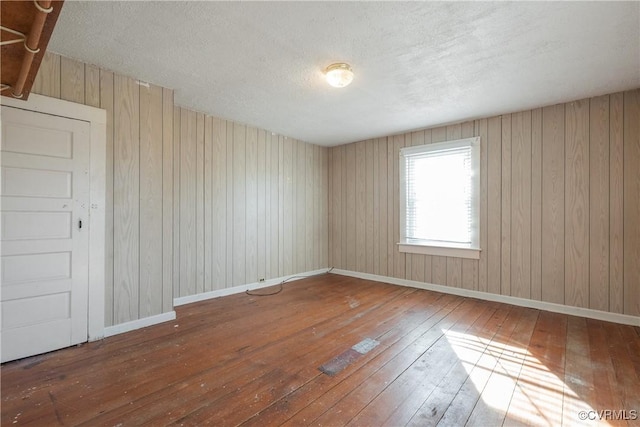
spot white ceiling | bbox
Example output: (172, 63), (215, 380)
(49, 1), (639, 146)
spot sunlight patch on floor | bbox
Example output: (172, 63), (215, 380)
(444, 330), (602, 426)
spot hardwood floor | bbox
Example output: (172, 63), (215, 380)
(2, 274), (639, 426)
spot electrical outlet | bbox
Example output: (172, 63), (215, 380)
(258, 278), (265, 282)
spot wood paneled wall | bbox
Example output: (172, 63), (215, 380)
(32, 52), (174, 326)
(32, 52), (329, 326)
(329, 89), (640, 316)
(172, 108), (329, 297)
(27, 51), (640, 320)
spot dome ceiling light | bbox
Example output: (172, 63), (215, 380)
(324, 63), (354, 88)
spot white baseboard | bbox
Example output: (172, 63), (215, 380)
(331, 269), (640, 327)
(102, 311), (177, 338)
(174, 268), (332, 307)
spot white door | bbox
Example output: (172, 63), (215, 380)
(1, 106), (90, 363)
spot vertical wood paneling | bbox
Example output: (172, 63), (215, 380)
(501, 114), (512, 296)
(283, 137), (293, 275)
(342, 143), (348, 271)
(60, 56), (85, 104)
(84, 64), (100, 108)
(477, 119), (489, 293)
(328, 146), (335, 268)
(277, 136), (285, 276)
(161, 88), (173, 312)
(346, 143), (357, 271)
(32, 51), (60, 98)
(267, 132), (280, 278)
(266, 132), (274, 276)
(323, 90), (636, 318)
(393, 135), (406, 279)
(98, 70), (114, 326)
(565, 100), (590, 308)
(139, 83), (163, 318)
(316, 147), (323, 268)
(356, 141), (366, 272)
(432, 255), (447, 285)
(257, 130), (267, 280)
(172, 107), (181, 298)
(312, 145), (319, 269)
(232, 123), (246, 286)
(291, 140), (298, 272)
(446, 258), (462, 288)
(195, 113), (205, 294)
(531, 108), (543, 301)
(379, 140), (388, 277)
(589, 95), (610, 311)
(305, 143), (314, 271)
(511, 111), (532, 299)
(245, 127), (258, 283)
(365, 140), (375, 274)
(211, 119), (227, 289)
(270, 133), (280, 276)
(320, 146), (329, 268)
(35, 53), (640, 326)
(226, 124), (234, 285)
(180, 109), (197, 296)
(37, 53), (331, 327)
(113, 74), (140, 323)
(386, 138), (394, 276)
(295, 141), (305, 272)
(330, 146), (343, 269)
(623, 89), (640, 316)
(309, 145), (317, 270)
(372, 139), (380, 275)
(172, 115), (325, 294)
(609, 93), (624, 313)
(162, 111), (326, 296)
(487, 116), (502, 295)
(542, 104), (565, 304)
(99, 70), (114, 326)
(203, 116), (213, 292)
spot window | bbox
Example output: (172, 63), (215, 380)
(399, 136), (480, 259)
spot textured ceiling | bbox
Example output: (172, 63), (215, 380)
(49, 1), (639, 146)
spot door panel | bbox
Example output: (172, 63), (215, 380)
(1, 106), (90, 363)
(2, 211), (72, 240)
(2, 293), (70, 329)
(2, 167), (72, 198)
(3, 123), (73, 158)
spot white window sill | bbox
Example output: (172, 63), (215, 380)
(398, 242), (481, 260)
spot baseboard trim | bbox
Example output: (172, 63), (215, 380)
(103, 311), (177, 338)
(174, 268), (332, 307)
(331, 269), (640, 327)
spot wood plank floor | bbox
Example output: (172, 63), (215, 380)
(2, 274), (640, 426)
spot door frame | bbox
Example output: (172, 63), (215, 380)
(1, 94), (107, 341)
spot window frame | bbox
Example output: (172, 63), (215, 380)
(399, 136), (481, 260)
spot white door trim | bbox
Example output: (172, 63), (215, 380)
(1, 94), (107, 341)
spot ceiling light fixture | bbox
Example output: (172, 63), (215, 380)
(325, 63), (354, 88)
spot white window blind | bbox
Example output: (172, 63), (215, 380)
(400, 137), (480, 252)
